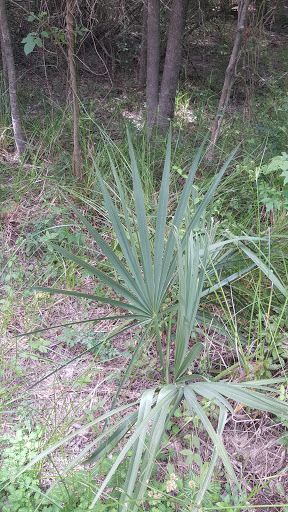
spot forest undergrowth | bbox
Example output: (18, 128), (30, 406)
(1, 49), (288, 512)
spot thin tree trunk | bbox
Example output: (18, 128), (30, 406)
(0, 28), (8, 88)
(146, 0), (160, 134)
(158, 0), (188, 130)
(206, 0), (251, 160)
(138, 1), (148, 90)
(0, 0), (25, 157)
(66, 0), (82, 179)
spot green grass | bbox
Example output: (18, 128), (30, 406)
(1, 72), (288, 511)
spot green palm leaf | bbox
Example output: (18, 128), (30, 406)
(127, 131), (154, 303)
(88, 386), (178, 509)
(184, 386), (239, 487)
(97, 170), (151, 308)
(34, 286), (147, 317)
(64, 196), (146, 303)
(154, 129), (172, 303)
(24, 133), (288, 512)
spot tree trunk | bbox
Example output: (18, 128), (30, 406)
(206, 0), (251, 160)
(0, 0), (25, 157)
(138, 1), (148, 90)
(0, 28), (8, 87)
(66, 0), (82, 179)
(146, 0), (160, 134)
(157, 0), (188, 130)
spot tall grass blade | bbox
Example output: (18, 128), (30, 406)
(86, 411), (139, 465)
(175, 342), (203, 381)
(201, 264), (256, 297)
(174, 230), (209, 380)
(183, 147), (239, 242)
(238, 242), (288, 298)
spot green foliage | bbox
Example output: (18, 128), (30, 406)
(18, 133), (287, 512)
(22, 11), (49, 55)
(0, 427), (44, 512)
(44, 470), (116, 511)
(0, 254), (34, 313)
(265, 153), (288, 183)
(258, 152), (288, 213)
(216, 484), (250, 511)
(148, 462), (222, 511)
(57, 326), (119, 359)
(0, 429), (119, 511)
(254, 311), (288, 378)
(22, 9), (88, 56)
(2, 63), (288, 512)
(234, 152), (288, 218)
(27, 11), (48, 22)
(23, 208), (85, 260)
(22, 32), (45, 55)
(253, 90), (288, 155)
(27, 334), (51, 353)
(3, 9), (288, 509)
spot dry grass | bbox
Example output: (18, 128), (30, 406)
(1, 184), (288, 511)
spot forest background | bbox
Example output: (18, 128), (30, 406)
(1, 1), (288, 511)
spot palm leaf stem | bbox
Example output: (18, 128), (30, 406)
(153, 316), (165, 381)
(165, 313), (172, 384)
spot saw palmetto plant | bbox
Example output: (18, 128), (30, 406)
(15, 132), (288, 511)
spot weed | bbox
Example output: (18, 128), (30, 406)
(216, 483), (250, 511)
(57, 326), (119, 359)
(0, 427), (119, 511)
(0, 427), (44, 512)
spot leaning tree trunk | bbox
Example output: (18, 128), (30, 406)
(146, 0), (160, 134)
(66, 0), (82, 179)
(206, 0), (251, 160)
(0, 0), (25, 157)
(138, 1), (148, 90)
(157, 0), (188, 130)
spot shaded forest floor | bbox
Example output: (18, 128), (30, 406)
(1, 19), (288, 512)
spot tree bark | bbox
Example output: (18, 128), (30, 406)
(206, 0), (251, 160)
(0, 28), (8, 88)
(66, 0), (82, 179)
(157, 0), (189, 130)
(0, 0), (25, 157)
(146, 0), (160, 134)
(138, 0), (148, 90)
